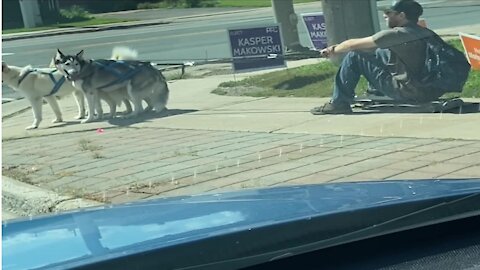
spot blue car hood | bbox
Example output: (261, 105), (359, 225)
(3, 179), (480, 270)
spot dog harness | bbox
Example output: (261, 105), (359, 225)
(17, 69), (66, 97)
(92, 60), (145, 90)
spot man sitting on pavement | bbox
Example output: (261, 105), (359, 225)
(311, 0), (441, 115)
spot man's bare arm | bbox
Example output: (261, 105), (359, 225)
(320, 36), (377, 57)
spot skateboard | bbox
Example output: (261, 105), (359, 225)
(353, 95), (465, 113)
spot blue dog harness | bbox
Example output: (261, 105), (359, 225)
(17, 69), (66, 97)
(92, 60), (145, 90)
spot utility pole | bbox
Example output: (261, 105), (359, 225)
(271, 0), (309, 52)
(19, 0), (43, 28)
(321, 0), (380, 63)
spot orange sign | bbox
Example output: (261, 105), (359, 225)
(460, 33), (480, 70)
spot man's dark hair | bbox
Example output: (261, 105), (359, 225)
(388, 0), (423, 22)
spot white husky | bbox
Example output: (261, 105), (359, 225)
(2, 62), (86, 129)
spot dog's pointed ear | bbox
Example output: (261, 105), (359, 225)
(76, 50), (84, 59)
(56, 49), (65, 57)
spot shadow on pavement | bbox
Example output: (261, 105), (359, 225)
(107, 109), (197, 126)
(45, 120), (84, 129)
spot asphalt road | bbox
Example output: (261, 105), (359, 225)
(2, 0), (479, 100)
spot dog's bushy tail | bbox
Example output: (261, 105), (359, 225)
(111, 46), (138, 61)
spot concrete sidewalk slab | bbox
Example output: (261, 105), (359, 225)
(3, 76), (480, 141)
(1, 76), (261, 140)
(286, 110), (480, 140)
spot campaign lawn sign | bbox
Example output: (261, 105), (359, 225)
(301, 12), (327, 50)
(459, 33), (480, 70)
(228, 25), (285, 72)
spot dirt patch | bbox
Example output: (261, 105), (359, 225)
(2, 165), (36, 184)
(213, 85), (265, 96)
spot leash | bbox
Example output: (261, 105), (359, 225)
(17, 69), (66, 96)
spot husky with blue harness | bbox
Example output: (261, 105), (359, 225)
(2, 62), (86, 129)
(54, 47), (169, 123)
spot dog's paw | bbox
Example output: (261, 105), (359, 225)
(51, 118), (63, 123)
(25, 125), (38, 130)
(81, 118), (95, 124)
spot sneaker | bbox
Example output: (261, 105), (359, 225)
(310, 102), (353, 115)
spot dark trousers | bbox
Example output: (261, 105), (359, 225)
(331, 49), (441, 105)
(331, 49), (403, 105)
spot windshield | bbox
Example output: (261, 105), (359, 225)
(2, 0), (480, 268)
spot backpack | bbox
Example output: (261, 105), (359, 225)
(414, 31), (471, 93)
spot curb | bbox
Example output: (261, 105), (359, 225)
(2, 176), (103, 218)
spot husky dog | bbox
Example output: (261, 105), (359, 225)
(48, 47), (135, 120)
(54, 47), (169, 123)
(98, 47), (155, 119)
(2, 62), (86, 129)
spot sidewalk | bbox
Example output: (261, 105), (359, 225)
(3, 58), (480, 219)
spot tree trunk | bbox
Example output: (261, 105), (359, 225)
(271, 0), (309, 52)
(321, 0), (380, 64)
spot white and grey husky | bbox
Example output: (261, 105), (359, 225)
(2, 62), (86, 129)
(54, 47), (169, 123)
